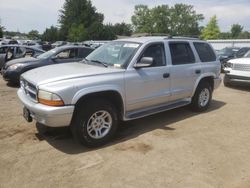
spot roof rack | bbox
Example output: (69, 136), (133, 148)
(166, 36), (201, 40)
(131, 33), (171, 37)
(131, 33), (201, 40)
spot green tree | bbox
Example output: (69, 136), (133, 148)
(201, 15), (220, 39)
(219, 32), (231, 39)
(111, 22), (132, 36)
(169, 4), (204, 36)
(231, 24), (243, 38)
(28, 30), (40, 40)
(100, 24), (116, 40)
(59, 0), (104, 40)
(151, 5), (170, 34)
(0, 19), (4, 38)
(0, 26), (3, 38)
(42, 26), (60, 42)
(131, 4), (204, 36)
(68, 23), (87, 41)
(238, 31), (250, 39)
(131, 5), (152, 33)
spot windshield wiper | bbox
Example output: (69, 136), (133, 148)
(82, 58), (109, 67)
(90, 59), (109, 67)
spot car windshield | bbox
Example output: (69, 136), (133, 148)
(244, 50), (250, 58)
(85, 41), (141, 68)
(218, 47), (239, 56)
(37, 49), (56, 59)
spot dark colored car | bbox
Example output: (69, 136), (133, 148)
(217, 47), (240, 70)
(1, 46), (94, 84)
(0, 45), (45, 69)
(235, 47), (250, 58)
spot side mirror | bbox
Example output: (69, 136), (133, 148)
(134, 57), (153, 68)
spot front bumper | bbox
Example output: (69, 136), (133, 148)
(224, 69), (250, 83)
(17, 89), (75, 127)
(1, 69), (20, 83)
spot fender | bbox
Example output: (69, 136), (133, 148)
(191, 72), (216, 96)
(71, 84), (125, 110)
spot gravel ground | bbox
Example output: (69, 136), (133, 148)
(0, 77), (250, 188)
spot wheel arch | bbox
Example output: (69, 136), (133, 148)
(192, 74), (215, 96)
(71, 88), (125, 122)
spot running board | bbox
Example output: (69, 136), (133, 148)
(125, 99), (191, 120)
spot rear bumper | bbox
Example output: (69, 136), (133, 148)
(214, 77), (222, 90)
(17, 89), (74, 127)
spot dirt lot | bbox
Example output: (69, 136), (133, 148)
(0, 77), (250, 188)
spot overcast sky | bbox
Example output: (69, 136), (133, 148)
(0, 0), (249, 33)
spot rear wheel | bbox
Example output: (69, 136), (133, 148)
(71, 99), (118, 147)
(191, 82), (212, 112)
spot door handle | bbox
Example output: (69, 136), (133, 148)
(195, 69), (201, 74)
(163, 73), (170, 78)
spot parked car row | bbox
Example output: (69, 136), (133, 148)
(0, 45), (45, 69)
(1, 45), (94, 84)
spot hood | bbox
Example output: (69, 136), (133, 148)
(5, 57), (39, 68)
(22, 62), (124, 85)
(228, 58), (250, 64)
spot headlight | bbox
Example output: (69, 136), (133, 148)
(8, 64), (23, 70)
(226, 62), (233, 68)
(38, 90), (64, 106)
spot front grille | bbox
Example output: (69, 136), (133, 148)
(20, 79), (38, 102)
(233, 64), (250, 71)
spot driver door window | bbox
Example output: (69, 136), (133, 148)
(139, 43), (166, 67)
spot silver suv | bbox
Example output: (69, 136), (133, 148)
(18, 36), (221, 147)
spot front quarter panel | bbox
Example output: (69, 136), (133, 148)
(38, 71), (125, 106)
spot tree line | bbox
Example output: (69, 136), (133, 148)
(0, 0), (249, 41)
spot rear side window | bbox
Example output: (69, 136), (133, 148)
(194, 42), (216, 62)
(169, 42), (195, 65)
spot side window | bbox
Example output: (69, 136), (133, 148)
(0, 47), (8, 54)
(169, 42), (195, 65)
(139, 43), (166, 67)
(68, 48), (78, 58)
(16, 47), (26, 57)
(56, 49), (78, 59)
(193, 42), (216, 62)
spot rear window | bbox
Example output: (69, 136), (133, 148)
(194, 42), (216, 62)
(169, 42), (195, 65)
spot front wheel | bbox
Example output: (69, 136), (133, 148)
(191, 82), (212, 112)
(71, 99), (118, 147)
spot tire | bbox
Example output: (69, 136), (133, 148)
(191, 82), (212, 112)
(71, 99), (118, 147)
(223, 74), (231, 87)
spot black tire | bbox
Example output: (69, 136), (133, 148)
(71, 99), (118, 147)
(223, 74), (231, 87)
(191, 82), (212, 112)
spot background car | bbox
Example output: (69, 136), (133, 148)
(51, 41), (68, 48)
(0, 45), (45, 69)
(1, 46), (94, 84)
(217, 47), (240, 70)
(224, 57), (250, 87)
(235, 47), (250, 58)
